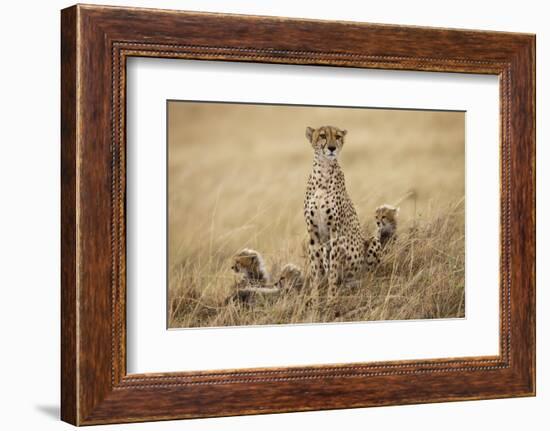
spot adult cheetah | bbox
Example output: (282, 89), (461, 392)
(304, 125), (367, 292)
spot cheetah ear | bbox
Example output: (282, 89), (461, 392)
(306, 126), (314, 143)
(341, 129), (347, 137)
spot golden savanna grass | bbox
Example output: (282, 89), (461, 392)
(168, 102), (465, 328)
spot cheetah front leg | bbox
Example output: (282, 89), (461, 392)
(307, 239), (325, 289)
(327, 237), (345, 297)
(365, 235), (382, 270)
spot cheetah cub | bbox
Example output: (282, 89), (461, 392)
(229, 249), (304, 304)
(273, 263), (304, 291)
(375, 204), (399, 247)
(230, 248), (270, 288)
(362, 204), (399, 269)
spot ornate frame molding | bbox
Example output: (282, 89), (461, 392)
(61, 5), (535, 425)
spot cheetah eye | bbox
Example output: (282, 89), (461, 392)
(319, 133), (326, 139)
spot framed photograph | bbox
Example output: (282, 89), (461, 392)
(61, 4), (535, 425)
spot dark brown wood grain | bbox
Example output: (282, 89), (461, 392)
(61, 6), (77, 425)
(61, 4), (535, 425)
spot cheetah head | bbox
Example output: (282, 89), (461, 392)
(305, 126), (347, 162)
(230, 248), (268, 282)
(274, 263), (303, 291)
(375, 204), (399, 231)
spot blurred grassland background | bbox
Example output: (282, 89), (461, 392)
(168, 101), (465, 328)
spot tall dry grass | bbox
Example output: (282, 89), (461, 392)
(167, 102), (465, 328)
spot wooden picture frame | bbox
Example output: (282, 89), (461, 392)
(61, 4), (535, 425)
